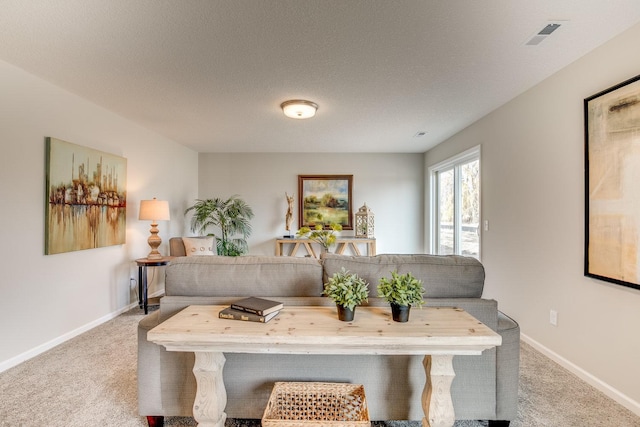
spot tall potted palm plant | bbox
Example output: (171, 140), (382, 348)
(185, 195), (254, 256)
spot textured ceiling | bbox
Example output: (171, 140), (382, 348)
(1, 1), (640, 153)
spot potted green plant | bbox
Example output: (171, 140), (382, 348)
(296, 223), (342, 252)
(323, 268), (369, 321)
(377, 271), (425, 322)
(185, 195), (254, 256)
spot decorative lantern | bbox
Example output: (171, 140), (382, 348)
(355, 203), (375, 238)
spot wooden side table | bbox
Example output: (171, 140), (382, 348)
(275, 238), (376, 258)
(135, 256), (174, 314)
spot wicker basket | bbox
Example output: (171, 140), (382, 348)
(262, 382), (370, 427)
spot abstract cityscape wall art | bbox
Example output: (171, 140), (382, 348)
(45, 137), (127, 255)
(585, 74), (640, 291)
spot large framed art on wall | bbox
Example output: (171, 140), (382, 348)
(298, 175), (353, 230)
(585, 74), (640, 290)
(45, 137), (127, 255)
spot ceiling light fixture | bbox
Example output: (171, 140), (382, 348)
(280, 99), (318, 119)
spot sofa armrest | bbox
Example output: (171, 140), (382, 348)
(169, 237), (187, 257)
(138, 311), (164, 416)
(496, 311), (520, 421)
(139, 309), (161, 331)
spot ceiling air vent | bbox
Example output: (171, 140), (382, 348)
(526, 22), (564, 46)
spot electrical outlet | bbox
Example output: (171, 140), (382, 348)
(549, 309), (558, 326)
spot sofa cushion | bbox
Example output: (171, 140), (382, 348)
(164, 256), (324, 297)
(321, 253), (485, 298)
(182, 236), (216, 256)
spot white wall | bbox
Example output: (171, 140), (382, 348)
(197, 153), (424, 255)
(425, 23), (640, 414)
(0, 60), (198, 370)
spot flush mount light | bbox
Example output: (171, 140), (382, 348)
(280, 99), (318, 119)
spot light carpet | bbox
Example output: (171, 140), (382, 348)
(0, 308), (638, 427)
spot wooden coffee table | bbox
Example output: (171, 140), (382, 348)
(148, 305), (501, 427)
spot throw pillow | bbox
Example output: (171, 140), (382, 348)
(182, 236), (216, 256)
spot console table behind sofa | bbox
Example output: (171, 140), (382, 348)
(275, 237), (376, 258)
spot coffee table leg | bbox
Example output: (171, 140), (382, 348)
(422, 355), (456, 427)
(192, 352), (227, 427)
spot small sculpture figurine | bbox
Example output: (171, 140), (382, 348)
(285, 192), (294, 236)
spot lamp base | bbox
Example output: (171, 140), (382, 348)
(147, 222), (163, 259)
(146, 250), (163, 260)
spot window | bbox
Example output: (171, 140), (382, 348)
(429, 146), (480, 259)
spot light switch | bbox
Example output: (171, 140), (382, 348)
(550, 309), (558, 326)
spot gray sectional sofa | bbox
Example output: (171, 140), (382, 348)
(138, 244), (519, 427)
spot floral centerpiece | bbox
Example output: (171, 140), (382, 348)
(296, 223), (342, 251)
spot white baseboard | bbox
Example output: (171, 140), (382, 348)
(0, 302), (139, 374)
(521, 334), (640, 417)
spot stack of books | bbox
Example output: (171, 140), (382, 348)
(219, 297), (283, 323)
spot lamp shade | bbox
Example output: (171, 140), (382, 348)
(280, 99), (318, 119)
(139, 198), (170, 221)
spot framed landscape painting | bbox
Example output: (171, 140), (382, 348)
(45, 137), (127, 255)
(584, 74), (640, 290)
(298, 175), (353, 230)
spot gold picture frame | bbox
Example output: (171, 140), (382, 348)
(298, 175), (353, 230)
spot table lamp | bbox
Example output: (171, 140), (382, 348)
(139, 198), (170, 259)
